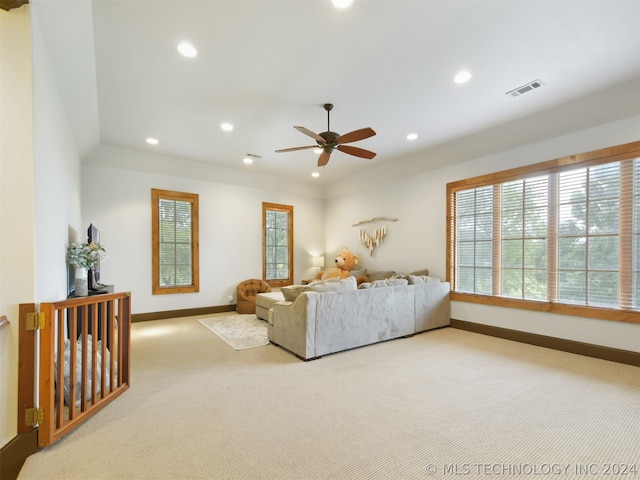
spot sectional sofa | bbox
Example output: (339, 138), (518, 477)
(264, 274), (450, 360)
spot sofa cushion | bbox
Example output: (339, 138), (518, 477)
(281, 276), (357, 302)
(407, 274), (440, 284)
(305, 275), (357, 293)
(411, 269), (430, 276)
(281, 284), (306, 301)
(367, 270), (396, 281)
(390, 272), (408, 280)
(359, 278), (409, 289)
(349, 268), (367, 278)
(255, 291), (287, 321)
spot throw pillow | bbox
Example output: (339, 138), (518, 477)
(411, 269), (430, 276)
(281, 284), (307, 301)
(349, 268), (367, 278)
(407, 274), (440, 284)
(374, 278), (409, 288)
(390, 273), (408, 280)
(360, 278), (409, 289)
(305, 275), (357, 293)
(367, 270), (396, 281)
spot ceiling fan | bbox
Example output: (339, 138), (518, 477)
(275, 103), (376, 167)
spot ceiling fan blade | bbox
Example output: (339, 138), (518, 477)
(336, 127), (376, 144)
(275, 145), (316, 153)
(317, 150), (331, 167)
(337, 144), (377, 159)
(294, 126), (325, 143)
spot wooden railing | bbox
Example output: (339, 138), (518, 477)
(20, 292), (131, 447)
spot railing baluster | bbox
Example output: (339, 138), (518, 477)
(68, 307), (77, 420)
(100, 300), (107, 397)
(91, 303), (98, 404)
(56, 308), (65, 428)
(80, 305), (89, 412)
(110, 299), (117, 390)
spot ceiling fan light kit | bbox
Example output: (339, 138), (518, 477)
(276, 103), (377, 167)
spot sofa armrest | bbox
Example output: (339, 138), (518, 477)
(269, 293), (319, 359)
(414, 282), (451, 332)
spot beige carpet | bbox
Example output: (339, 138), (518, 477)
(18, 313), (640, 480)
(198, 314), (268, 350)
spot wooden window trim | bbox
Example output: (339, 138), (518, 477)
(447, 141), (640, 325)
(152, 189), (199, 295)
(447, 142), (640, 192)
(262, 202), (294, 287)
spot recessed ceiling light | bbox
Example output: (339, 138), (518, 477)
(332, 0), (353, 8)
(312, 172), (320, 178)
(244, 153), (261, 164)
(146, 137), (159, 145)
(454, 70), (472, 84)
(406, 133), (418, 141)
(177, 41), (197, 58)
(220, 123), (234, 132)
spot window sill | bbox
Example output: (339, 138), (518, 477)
(450, 292), (640, 324)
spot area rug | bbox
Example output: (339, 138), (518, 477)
(198, 314), (269, 350)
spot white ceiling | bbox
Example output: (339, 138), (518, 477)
(32, 0), (640, 187)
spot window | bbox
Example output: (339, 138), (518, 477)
(152, 189), (199, 294)
(447, 142), (640, 323)
(263, 202), (293, 287)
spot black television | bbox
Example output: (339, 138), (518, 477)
(87, 223), (102, 290)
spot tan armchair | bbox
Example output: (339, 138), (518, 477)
(236, 279), (272, 314)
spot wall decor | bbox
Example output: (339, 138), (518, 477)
(352, 217), (398, 256)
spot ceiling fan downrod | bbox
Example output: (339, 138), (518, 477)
(324, 103), (333, 132)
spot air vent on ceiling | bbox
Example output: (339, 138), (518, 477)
(506, 79), (545, 98)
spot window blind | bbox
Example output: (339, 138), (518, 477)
(158, 198), (193, 287)
(448, 143), (640, 319)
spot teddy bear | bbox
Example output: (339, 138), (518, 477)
(316, 247), (368, 284)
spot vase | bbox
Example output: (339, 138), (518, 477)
(75, 267), (89, 296)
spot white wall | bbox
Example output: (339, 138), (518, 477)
(0, 5), (36, 449)
(325, 115), (640, 352)
(82, 154), (325, 315)
(324, 171), (448, 277)
(0, 3), (86, 450)
(32, 4), (85, 303)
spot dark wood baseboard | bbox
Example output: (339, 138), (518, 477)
(450, 319), (640, 367)
(0, 430), (38, 480)
(132, 304), (236, 322)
